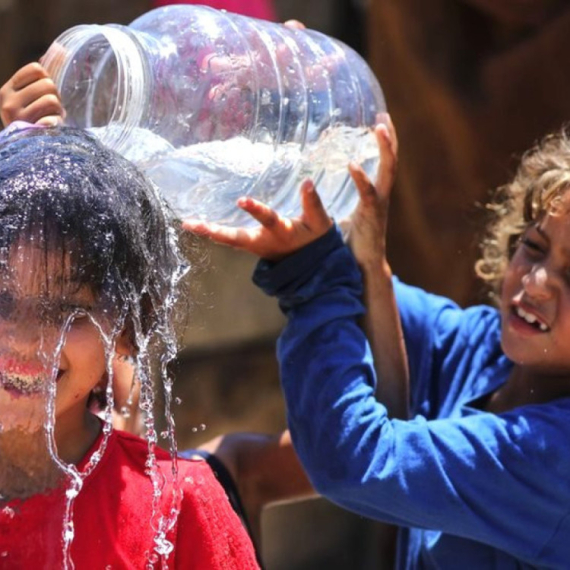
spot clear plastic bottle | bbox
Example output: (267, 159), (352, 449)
(42, 5), (386, 226)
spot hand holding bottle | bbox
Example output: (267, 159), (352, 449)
(344, 113), (398, 271)
(0, 62), (64, 128)
(182, 179), (333, 260)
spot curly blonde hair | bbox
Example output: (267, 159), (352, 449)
(475, 128), (570, 301)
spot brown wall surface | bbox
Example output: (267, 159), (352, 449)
(369, 0), (570, 305)
(0, 0), (151, 83)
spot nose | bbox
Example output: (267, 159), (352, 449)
(521, 264), (556, 300)
(0, 319), (43, 359)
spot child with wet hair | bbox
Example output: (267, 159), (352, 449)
(185, 122), (570, 567)
(0, 125), (259, 568)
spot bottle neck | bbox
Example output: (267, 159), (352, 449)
(42, 24), (150, 155)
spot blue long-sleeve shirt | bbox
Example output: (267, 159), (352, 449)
(253, 226), (570, 569)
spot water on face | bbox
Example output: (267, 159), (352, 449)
(0, 243), (185, 569)
(0, 305), (76, 567)
(0, 127), (191, 569)
(91, 124), (379, 226)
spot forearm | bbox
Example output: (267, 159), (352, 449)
(360, 260), (409, 420)
(195, 429), (316, 550)
(236, 430), (316, 510)
(278, 286), (388, 498)
(255, 228), (388, 497)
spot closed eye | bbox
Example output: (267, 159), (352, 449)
(36, 302), (92, 325)
(61, 304), (92, 319)
(520, 236), (545, 256)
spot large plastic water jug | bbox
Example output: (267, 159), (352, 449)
(42, 5), (386, 226)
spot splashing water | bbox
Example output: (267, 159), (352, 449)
(0, 127), (190, 569)
(90, 124), (380, 226)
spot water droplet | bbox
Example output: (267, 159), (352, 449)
(160, 430), (169, 439)
(120, 405), (131, 418)
(1, 507), (14, 519)
(154, 534), (174, 556)
(64, 521), (74, 542)
(174, 397), (182, 406)
(260, 88), (271, 105)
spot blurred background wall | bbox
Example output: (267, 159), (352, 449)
(3, 0), (570, 568)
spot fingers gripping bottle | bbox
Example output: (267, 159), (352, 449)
(42, 5), (386, 226)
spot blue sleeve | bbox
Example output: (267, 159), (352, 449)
(393, 278), (503, 418)
(253, 226), (570, 562)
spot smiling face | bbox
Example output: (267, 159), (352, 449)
(0, 126), (183, 466)
(0, 241), (130, 436)
(500, 191), (570, 375)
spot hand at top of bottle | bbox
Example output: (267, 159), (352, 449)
(344, 113), (398, 273)
(182, 179), (333, 261)
(0, 62), (65, 128)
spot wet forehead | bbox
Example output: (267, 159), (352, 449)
(0, 242), (93, 303)
(536, 195), (570, 258)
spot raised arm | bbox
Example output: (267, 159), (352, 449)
(181, 118), (406, 512)
(345, 115), (409, 419)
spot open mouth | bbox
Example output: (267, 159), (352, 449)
(0, 358), (63, 397)
(512, 305), (550, 332)
(0, 371), (44, 396)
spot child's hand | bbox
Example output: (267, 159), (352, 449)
(0, 62), (65, 128)
(182, 180), (333, 261)
(283, 19), (306, 30)
(345, 113), (398, 271)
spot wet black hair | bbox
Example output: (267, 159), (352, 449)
(0, 125), (185, 337)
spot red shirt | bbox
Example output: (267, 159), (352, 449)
(0, 430), (259, 569)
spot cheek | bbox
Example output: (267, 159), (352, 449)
(556, 295), (570, 332)
(63, 326), (107, 367)
(503, 253), (531, 291)
(500, 266), (518, 301)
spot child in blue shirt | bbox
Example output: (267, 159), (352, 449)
(185, 121), (570, 568)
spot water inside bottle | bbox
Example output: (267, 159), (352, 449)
(90, 125), (379, 226)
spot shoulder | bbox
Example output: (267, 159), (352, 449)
(110, 433), (242, 531)
(88, 430), (233, 512)
(395, 278), (499, 334)
(395, 277), (501, 360)
(107, 429), (154, 466)
(111, 430), (213, 474)
(173, 456), (261, 568)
